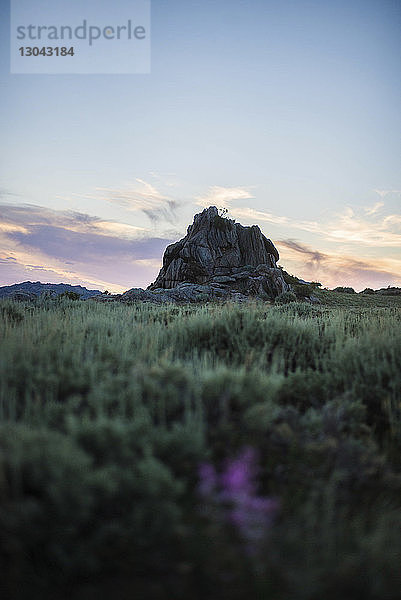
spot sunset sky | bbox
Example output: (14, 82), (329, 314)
(1, 0), (400, 292)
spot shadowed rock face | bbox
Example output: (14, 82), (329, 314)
(147, 206), (289, 299)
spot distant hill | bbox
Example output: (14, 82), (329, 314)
(0, 281), (102, 299)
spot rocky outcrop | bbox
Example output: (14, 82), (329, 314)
(147, 206), (288, 300)
(119, 283), (249, 304)
(121, 264), (288, 304)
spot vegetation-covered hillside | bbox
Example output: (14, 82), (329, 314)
(0, 294), (400, 599)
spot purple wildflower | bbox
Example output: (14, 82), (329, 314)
(198, 447), (280, 554)
(220, 447), (257, 499)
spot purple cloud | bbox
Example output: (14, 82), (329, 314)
(0, 203), (173, 290)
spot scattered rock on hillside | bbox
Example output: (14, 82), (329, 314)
(121, 283), (250, 304)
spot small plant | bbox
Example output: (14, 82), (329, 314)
(279, 269), (300, 286)
(275, 291), (297, 304)
(0, 302), (24, 323)
(59, 291), (81, 300)
(213, 214), (230, 231)
(333, 286), (356, 294)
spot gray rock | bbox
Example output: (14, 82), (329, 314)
(117, 280), (257, 304)
(211, 275), (237, 284)
(121, 288), (159, 302)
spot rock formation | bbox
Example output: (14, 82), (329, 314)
(148, 206), (281, 288)
(129, 206), (289, 302)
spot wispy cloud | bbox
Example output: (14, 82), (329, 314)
(0, 188), (20, 200)
(94, 179), (181, 224)
(0, 256), (108, 291)
(229, 200), (401, 289)
(0, 203), (171, 291)
(232, 206), (307, 228)
(374, 189), (401, 199)
(196, 186), (254, 210)
(0, 203), (146, 239)
(365, 201), (384, 216)
(329, 207), (401, 246)
(231, 205), (401, 248)
(0, 222), (29, 234)
(278, 240), (325, 264)
(277, 239), (401, 291)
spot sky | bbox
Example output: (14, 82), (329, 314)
(0, 0), (400, 292)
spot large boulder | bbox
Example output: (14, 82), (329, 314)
(147, 206), (289, 299)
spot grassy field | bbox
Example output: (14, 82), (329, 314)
(0, 293), (400, 599)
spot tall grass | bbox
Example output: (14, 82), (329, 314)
(0, 297), (400, 599)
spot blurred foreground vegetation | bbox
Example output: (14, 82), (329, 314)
(0, 293), (400, 599)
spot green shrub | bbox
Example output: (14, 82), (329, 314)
(0, 420), (186, 594)
(275, 291), (297, 304)
(272, 370), (331, 411)
(213, 214), (230, 231)
(1, 297), (401, 598)
(59, 291), (81, 300)
(0, 302), (25, 323)
(333, 286), (356, 294)
(280, 269), (300, 286)
(0, 424), (93, 587)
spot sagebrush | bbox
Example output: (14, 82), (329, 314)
(0, 296), (400, 599)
